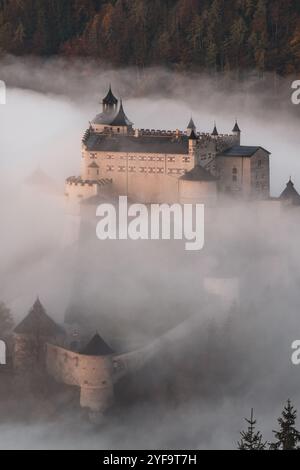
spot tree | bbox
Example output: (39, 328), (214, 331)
(0, 301), (14, 338)
(248, 0), (268, 75)
(238, 409), (267, 450)
(271, 400), (300, 450)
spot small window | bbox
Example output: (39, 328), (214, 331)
(258, 160), (262, 168)
(232, 168), (238, 175)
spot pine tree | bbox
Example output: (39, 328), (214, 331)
(238, 409), (266, 450)
(271, 400), (300, 450)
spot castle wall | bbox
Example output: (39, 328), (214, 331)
(91, 124), (130, 135)
(82, 148), (195, 204)
(250, 149), (270, 199)
(78, 354), (114, 412)
(217, 156), (252, 198)
(13, 333), (53, 372)
(179, 179), (218, 206)
(216, 149), (270, 199)
(64, 178), (112, 215)
(46, 344), (115, 412)
(46, 344), (80, 386)
(196, 134), (239, 175)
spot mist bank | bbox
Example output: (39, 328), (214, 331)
(0, 58), (300, 449)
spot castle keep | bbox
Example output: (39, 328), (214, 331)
(65, 86), (271, 207)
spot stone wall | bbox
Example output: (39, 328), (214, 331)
(179, 179), (218, 206)
(46, 344), (115, 412)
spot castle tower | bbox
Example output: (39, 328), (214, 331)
(187, 117), (196, 136)
(78, 333), (115, 414)
(13, 298), (63, 372)
(211, 122), (219, 139)
(188, 129), (198, 165)
(279, 178), (300, 206)
(232, 120), (241, 144)
(108, 99), (133, 135)
(102, 85), (118, 114)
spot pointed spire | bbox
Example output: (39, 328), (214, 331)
(187, 116), (196, 131)
(189, 129), (198, 140)
(279, 177), (300, 205)
(110, 99), (133, 127)
(233, 120), (241, 133)
(14, 298), (62, 336)
(212, 122), (219, 136)
(80, 333), (114, 356)
(102, 85), (118, 106)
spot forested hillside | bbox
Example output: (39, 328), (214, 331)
(1, 0), (300, 75)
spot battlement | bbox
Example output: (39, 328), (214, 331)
(136, 128), (185, 137)
(88, 125), (238, 140)
(65, 177), (112, 188)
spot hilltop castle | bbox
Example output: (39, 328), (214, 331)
(65, 86), (271, 208)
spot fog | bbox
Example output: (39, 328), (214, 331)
(0, 56), (300, 449)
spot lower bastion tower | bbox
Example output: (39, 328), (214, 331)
(65, 86), (271, 211)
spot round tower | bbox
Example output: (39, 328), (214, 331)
(78, 334), (115, 415)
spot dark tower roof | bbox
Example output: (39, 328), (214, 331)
(110, 100), (133, 127)
(180, 165), (216, 182)
(102, 85), (118, 106)
(232, 120), (241, 133)
(189, 129), (198, 140)
(80, 333), (114, 356)
(212, 123), (219, 136)
(14, 298), (62, 337)
(279, 178), (300, 205)
(187, 117), (196, 130)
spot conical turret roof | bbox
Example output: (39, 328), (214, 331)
(102, 85), (118, 106)
(212, 123), (219, 136)
(110, 100), (133, 127)
(232, 120), (241, 133)
(279, 178), (300, 205)
(80, 333), (114, 356)
(187, 117), (196, 130)
(14, 298), (62, 337)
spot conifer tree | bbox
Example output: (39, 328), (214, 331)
(238, 409), (266, 450)
(271, 400), (300, 450)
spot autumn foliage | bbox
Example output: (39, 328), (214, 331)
(1, 0), (300, 75)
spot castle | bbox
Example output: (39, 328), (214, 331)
(11, 298), (184, 419)
(8, 87), (300, 422)
(65, 86), (271, 209)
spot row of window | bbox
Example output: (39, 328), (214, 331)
(231, 167), (267, 183)
(92, 154), (191, 163)
(106, 166), (185, 175)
